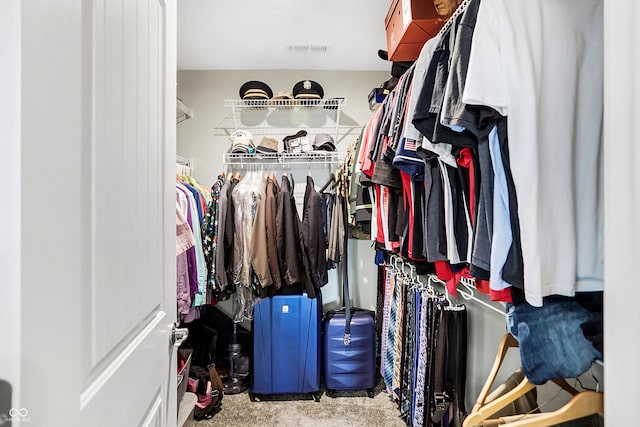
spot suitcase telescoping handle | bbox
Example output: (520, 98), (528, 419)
(342, 192), (352, 346)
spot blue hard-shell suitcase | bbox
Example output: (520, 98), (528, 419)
(323, 309), (377, 397)
(322, 195), (376, 398)
(251, 293), (322, 402)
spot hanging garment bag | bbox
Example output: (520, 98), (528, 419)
(322, 194), (377, 397)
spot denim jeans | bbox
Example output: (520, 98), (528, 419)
(506, 298), (602, 385)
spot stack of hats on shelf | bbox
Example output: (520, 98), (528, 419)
(228, 129), (336, 155)
(228, 130), (281, 154)
(228, 129), (256, 154)
(282, 130), (336, 154)
(283, 130), (312, 154)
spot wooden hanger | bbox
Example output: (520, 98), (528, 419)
(464, 333), (588, 427)
(466, 333), (520, 419)
(463, 376), (536, 427)
(492, 391), (603, 426)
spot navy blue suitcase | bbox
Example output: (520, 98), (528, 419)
(323, 308), (376, 397)
(322, 197), (376, 397)
(251, 293), (322, 402)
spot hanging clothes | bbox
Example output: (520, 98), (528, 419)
(275, 174), (305, 290)
(264, 175), (283, 289)
(250, 175), (274, 293)
(199, 167), (334, 307)
(301, 175), (329, 294)
(201, 174), (226, 304)
(230, 171), (261, 321)
(463, 0), (604, 305)
(176, 182), (207, 309)
(176, 203), (195, 321)
(175, 169), (212, 323)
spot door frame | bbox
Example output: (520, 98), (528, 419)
(0, 0), (22, 422)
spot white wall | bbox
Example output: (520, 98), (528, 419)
(603, 0), (639, 422)
(0, 0), (22, 419)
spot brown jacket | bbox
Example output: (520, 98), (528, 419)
(250, 177), (273, 288)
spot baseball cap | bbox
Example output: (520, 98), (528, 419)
(229, 129), (256, 154)
(313, 133), (336, 152)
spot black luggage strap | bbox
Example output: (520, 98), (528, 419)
(432, 305), (451, 423)
(341, 192), (352, 346)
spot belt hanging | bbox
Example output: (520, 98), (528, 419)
(431, 303), (452, 424)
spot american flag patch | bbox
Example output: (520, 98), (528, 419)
(404, 138), (417, 151)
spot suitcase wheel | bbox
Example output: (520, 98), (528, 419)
(367, 389), (375, 399)
(249, 392), (261, 402)
(326, 389), (336, 398)
(312, 392), (321, 402)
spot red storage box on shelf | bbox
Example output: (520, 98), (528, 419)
(384, 0), (447, 62)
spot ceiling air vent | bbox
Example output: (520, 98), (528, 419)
(287, 44), (329, 54)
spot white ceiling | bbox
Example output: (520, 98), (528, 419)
(177, 0), (392, 71)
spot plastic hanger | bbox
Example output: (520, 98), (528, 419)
(458, 280), (507, 317)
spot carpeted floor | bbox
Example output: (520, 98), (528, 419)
(196, 378), (406, 427)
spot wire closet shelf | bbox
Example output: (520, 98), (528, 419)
(223, 152), (345, 167)
(224, 98), (347, 109)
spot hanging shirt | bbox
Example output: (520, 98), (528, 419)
(214, 178), (231, 293)
(264, 176), (283, 288)
(176, 202), (195, 318)
(276, 174), (305, 287)
(488, 125), (513, 291)
(201, 175), (225, 303)
(302, 175), (329, 294)
(411, 26), (457, 169)
(177, 182), (207, 306)
(250, 176), (273, 289)
(464, 0), (604, 305)
(393, 82), (426, 181)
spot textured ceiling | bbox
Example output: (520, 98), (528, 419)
(178, 0), (392, 71)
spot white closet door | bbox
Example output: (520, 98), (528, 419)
(10, 1), (177, 426)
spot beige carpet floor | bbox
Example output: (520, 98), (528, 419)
(197, 379), (406, 427)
